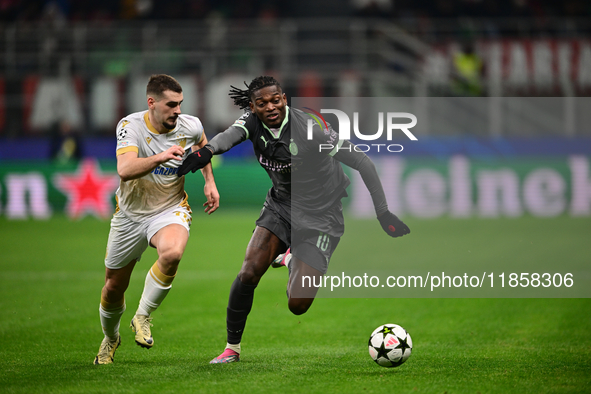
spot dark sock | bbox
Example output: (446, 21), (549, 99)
(226, 275), (257, 344)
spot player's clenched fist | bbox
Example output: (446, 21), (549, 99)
(178, 146), (213, 176)
(378, 211), (410, 238)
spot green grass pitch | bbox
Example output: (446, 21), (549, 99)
(0, 212), (589, 393)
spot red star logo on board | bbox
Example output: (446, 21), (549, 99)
(54, 159), (119, 219)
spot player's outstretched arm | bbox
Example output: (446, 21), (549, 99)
(377, 211), (410, 237)
(177, 146), (213, 176)
(333, 141), (410, 238)
(178, 126), (247, 177)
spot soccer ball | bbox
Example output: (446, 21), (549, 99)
(368, 324), (413, 368)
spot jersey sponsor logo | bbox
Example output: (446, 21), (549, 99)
(151, 166), (179, 176)
(258, 154), (291, 174)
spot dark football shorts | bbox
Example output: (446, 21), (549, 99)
(291, 230), (340, 274)
(255, 189), (291, 249)
(255, 188), (343, 274)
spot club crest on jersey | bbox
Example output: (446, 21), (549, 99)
(289, 139), (298, 155)
(178, 138), (186, 148)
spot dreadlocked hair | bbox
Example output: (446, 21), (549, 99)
(229, 76), (282, 110)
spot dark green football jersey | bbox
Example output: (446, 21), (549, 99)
(227, 106), (350, 213)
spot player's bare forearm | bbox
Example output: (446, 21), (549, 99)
(117, 146), (184, 181)
(200, 161), (215, 183)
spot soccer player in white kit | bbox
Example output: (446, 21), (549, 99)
(94, 74), (220, 365)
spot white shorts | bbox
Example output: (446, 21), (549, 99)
(104, 206), (192, 270)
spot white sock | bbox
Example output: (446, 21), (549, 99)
(99, 297), (125, 340)
(136, 262), (175, 316)
(226, 342), (241, 354)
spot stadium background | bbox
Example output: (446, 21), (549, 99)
(1, 0), (591, 220)
(0, 1), (590, 393)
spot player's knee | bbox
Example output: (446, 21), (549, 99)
(288, 299), (313, 315)
(103, 281), (125, 300)
(238, 256), (266, 285)
(159, 246), (184, 266)
(238, 267), (260, 286)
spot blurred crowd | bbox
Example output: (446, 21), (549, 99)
(1, 0), (589, 23)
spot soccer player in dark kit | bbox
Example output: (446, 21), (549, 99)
(178, 76), (410, 363)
